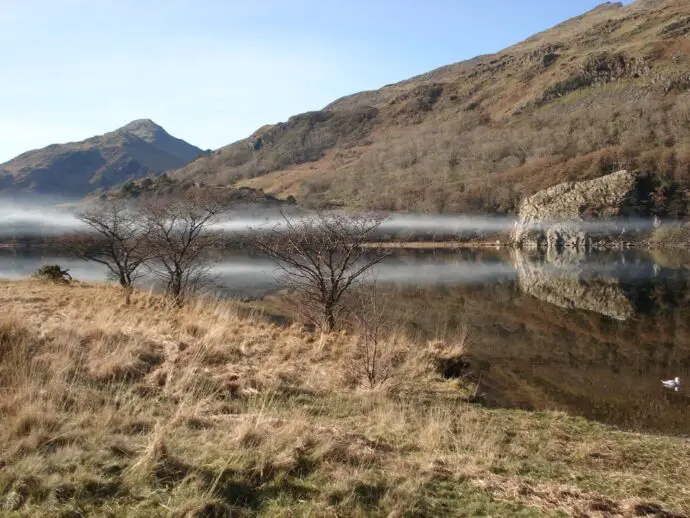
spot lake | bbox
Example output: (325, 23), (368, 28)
(1, 247), (689, 435)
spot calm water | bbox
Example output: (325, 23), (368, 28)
(1, 247), (689, 435)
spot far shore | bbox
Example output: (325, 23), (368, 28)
(362, 240), (506, 249)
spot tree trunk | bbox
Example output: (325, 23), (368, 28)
(171, 272), (184, 306)
(323, 304), (336, 333)
(120, 276), (132, 305)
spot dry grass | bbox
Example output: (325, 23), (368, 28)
(0, 279), (689, 517)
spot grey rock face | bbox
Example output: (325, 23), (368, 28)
(511, 249), (635, 320)
(512, 170), (641, 250)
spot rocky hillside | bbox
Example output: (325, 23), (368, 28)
(104, 173), (289, 209)
(0, 120), (203, 196)
(170, 0), (690, 215)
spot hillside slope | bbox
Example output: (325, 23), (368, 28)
(171, 0), (690, 214)
(0, 120), (203, 196)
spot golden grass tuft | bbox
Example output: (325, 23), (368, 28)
(0, 279), (688, 516)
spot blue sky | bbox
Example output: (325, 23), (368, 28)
(0, 0), (633, 162)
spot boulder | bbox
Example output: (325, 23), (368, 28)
(512, 170), (641, 250)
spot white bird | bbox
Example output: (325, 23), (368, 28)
(661, 377), (681, 391)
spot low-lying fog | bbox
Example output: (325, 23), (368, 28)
(0, 198), (659, 239)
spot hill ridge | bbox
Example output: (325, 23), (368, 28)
(168, 0), (690, 216)
(0, 120), (203, 196)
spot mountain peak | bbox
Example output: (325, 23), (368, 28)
(122, 118), (161, 129)
(0, 119), (202, 196)
(119, 119), (166, 141)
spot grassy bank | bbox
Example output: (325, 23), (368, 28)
(0, 280), (688, 517)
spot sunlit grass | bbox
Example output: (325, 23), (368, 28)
(0, 279), (688, 516)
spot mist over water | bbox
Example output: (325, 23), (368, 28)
(381, 214), (515, 234)
(0, 196), (660, 239)
(382, 213), (657, 235)
(211, 212), (659, 238)
(0, 198), (84, 235)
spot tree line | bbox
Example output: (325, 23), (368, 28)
(67, 193), (390, 332)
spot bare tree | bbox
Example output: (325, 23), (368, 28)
(248, 211), (391, 332)
(70, 199), (151, 304)
(351, 281), (396, 387)
(141, 192), (226, 305)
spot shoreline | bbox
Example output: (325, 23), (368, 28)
(1, 235), (688, 252)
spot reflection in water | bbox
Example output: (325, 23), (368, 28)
(512, 249), (637, 320)
(368, 254), (515, 286)
(366, 249), (690, 435)
(1, 247), (689, 435)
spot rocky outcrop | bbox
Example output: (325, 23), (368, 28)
(512, 249), (635, 320)
(171, 106), (378, 185)
(512, 170), (643, 250)
(540, 52), (650, 104)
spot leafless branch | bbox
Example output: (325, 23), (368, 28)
(68, 199), (152, 304)
(246, 210), (391, 331)
(140, 191), (228, 305)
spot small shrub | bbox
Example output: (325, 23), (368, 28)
(33, 265), (72, 284)
(649, 223), (690, 246)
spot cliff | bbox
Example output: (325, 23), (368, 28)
(511, 170), (648, 249)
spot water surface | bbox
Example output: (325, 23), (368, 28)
(1, 247), (688, 435)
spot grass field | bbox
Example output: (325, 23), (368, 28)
(1, 280), (688, 517)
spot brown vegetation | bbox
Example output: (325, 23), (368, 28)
(170, 0), (690, 216)
(110, 174), (288, 208)
(1, 279), (688, 516)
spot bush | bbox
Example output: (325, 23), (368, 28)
(649, 223), (690, 247)
(34, 265), (72, 284)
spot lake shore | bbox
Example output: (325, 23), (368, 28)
(1, 279), (688, 516)
(361, 240), (506, 249)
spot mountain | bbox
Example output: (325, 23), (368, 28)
(170, 0), (690, 215)
(0, 120), (204, 196)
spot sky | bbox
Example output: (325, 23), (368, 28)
(0, 0), (634, 162)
